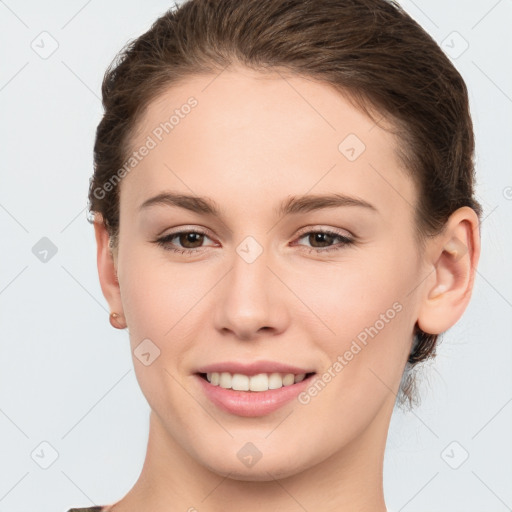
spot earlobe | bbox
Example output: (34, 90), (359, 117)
(93, 214), (125, 325)
(416, 206), (481, 335)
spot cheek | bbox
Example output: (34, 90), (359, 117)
(293, 247), (417, 404)
(118, 246), (222, 369)
(118, 244), (186, 333)
(294, 260), (413, 429)
(117, 250), (196, 415)
(295, 247), (414, 338)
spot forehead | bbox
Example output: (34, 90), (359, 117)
(121, 67), (417, 222)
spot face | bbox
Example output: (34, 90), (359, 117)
(108, 66), (428, 480)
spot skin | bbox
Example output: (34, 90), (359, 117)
(94, 65), (480, 512)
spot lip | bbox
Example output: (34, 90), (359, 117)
(194, 372), (317, 417)
(195, 360), (315, 376)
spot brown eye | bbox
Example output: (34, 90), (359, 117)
(154, 229), (215, 255)
(177, 232), (205, 249)
(295, 229), (354, 254)
(307, 232), (337, 248)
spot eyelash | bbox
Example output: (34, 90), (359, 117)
(153, 228), (354, 256)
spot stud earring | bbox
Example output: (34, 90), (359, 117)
(109, 312), (126, 329)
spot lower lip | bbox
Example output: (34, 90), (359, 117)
(195, 373), (315, 417)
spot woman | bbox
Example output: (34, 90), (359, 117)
(70, 0), (481, 510)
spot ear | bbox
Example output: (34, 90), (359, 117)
(93, 214), (125, 323)
(416, 206), (481, 335)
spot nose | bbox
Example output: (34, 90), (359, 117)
(213, 242), (289, 341)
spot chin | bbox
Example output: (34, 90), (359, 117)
(196, 447), (311, 482)
(206, 462), (305, 482)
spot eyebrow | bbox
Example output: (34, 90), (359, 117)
(138, 192), (378, 218)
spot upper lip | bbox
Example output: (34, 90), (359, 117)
(195, 360), (315, 376)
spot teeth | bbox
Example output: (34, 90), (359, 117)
(232, 373), (249, 391)
(249, 373), (268, 391)
(282, 373), (295, 386)
(205, 371), (308, 392)
(268, 373), (283, 389)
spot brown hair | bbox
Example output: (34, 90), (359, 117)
(87, 0), (482, 410)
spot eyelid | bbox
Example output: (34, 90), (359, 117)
(294, 225), (354, 239)
(157, 224), (213, 238)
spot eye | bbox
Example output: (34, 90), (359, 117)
(293, 229), (354, 254)
(153, 227), (354, 257)
(153, 229), (216, 255)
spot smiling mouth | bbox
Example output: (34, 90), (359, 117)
(196, 371), (316, 392)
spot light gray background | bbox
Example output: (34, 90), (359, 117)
(0, 1), (511, 511)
